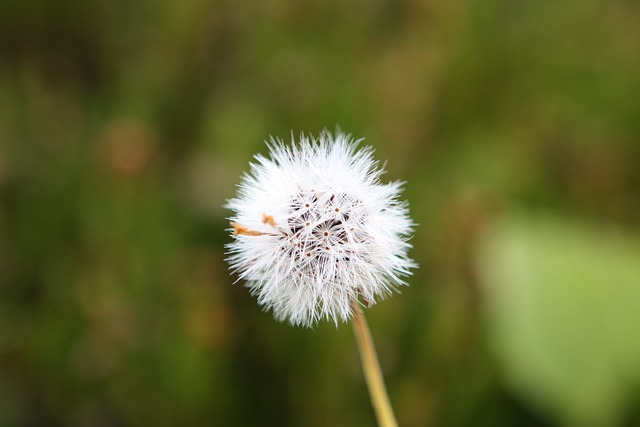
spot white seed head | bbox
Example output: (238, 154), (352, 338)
(225, 130), (416, 327)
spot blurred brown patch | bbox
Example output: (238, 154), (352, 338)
(170, 249), (236, 350)
(73, 274), (138, 380)
(96, 119), (158, 177)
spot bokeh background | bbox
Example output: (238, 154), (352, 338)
(1, 0), (640, 426)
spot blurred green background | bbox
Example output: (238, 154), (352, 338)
(1, 0), (640, 426)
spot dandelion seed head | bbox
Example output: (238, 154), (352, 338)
(226, 130), (416, 327)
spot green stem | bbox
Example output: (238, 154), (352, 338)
(351, 302), (399, 427)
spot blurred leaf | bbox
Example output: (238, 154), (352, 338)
(476, 213), (640, 426)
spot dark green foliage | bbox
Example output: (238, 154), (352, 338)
(1, 0), (639, 426)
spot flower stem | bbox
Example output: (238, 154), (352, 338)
(351, 302), (399, 427)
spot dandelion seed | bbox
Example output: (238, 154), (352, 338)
(226, 130), (416, 327)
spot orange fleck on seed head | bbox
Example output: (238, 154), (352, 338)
(261, 213), (277, 227)
(231, 222), (263, 236)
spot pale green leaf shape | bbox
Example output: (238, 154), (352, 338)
(476, 213), (640, 427)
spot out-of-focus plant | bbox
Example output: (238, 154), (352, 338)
(477, 214), (640, 427)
